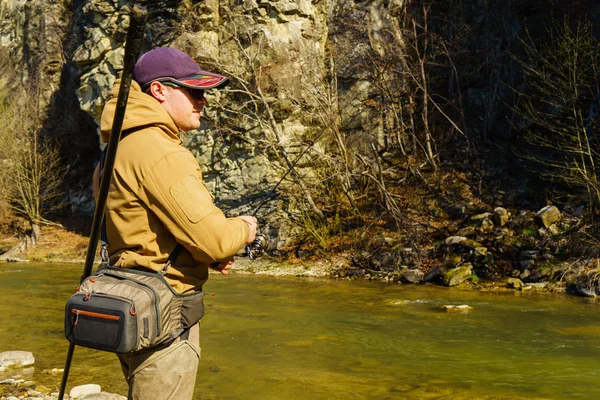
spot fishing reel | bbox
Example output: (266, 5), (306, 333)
(245, 234), (268, 259)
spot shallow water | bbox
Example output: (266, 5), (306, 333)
(1, 263), (599, 399)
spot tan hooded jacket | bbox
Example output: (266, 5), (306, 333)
(96, 80), (249, 293)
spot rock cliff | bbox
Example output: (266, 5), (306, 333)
(1, 0), (599, 254)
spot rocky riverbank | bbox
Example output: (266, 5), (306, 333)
(0, 352), (123, 400)
(230, 202), (599, 299)
(2, 202), (599, 300)
(231, 255), (568, 295)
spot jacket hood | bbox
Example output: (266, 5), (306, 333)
(100, 80), (181, 144)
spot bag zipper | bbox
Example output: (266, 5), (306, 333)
(72, 309), (120, 326)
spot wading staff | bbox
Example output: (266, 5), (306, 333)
(57, 6), (147, 399)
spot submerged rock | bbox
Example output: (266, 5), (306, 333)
(442, 304), (473, 311)
(507, 277), (525, 289)
(70, 383), (101, 398)
(80, 392), (127, 399)
(0, 351), (34, 370)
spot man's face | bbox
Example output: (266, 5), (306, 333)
(160, 84), (208, 132)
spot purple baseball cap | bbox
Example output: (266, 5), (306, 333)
(133, 47), (229, 90)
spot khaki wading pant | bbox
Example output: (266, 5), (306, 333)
(118, 323), (201, 400)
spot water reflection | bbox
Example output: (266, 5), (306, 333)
(0, 263), (599, 399)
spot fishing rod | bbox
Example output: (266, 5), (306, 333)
(57, 6), (147, 399)
(244, 127), (328, 259)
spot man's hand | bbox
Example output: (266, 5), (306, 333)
(239, 215), (258, 243)
(210, 258), (234, 275)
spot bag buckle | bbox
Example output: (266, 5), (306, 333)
(160, 260), (171, 276)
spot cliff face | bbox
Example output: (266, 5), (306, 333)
(0, 0), (67, 98)
(1, 0), (599, 249)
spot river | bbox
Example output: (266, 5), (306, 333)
(1, 262), (599, 399)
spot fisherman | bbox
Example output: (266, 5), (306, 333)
(96, 46), (258, 399)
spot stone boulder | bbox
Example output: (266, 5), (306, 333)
(423, 265), (446, 283)
(400, 268), (424, 284)
(575, 283), (600, 298)
(81, 392), (127, 399)
(0, 351), (34, 370)
(70, 384), (101, 399)
(507, 277), (525, 289)
(534, 205), (561, 228)
(492, 207), (510, 227)
(445, 236), (467, 245)
(443, 264), (473, 287)
(442, 304), (473, 311)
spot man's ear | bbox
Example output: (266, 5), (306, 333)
(148, 81), (167, 102)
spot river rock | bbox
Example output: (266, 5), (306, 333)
(445, 236), (467, 245)
(575, 283), (600, 298)
(474, 247), (488, 257)
(33, 384), (50, 393)
(442, 304), (473, 311)
(519, 249), (538, 260)
(443, 264), (473, 286)
(401, 268), (424, 283)
(507, 277), (525, 289)
(369, 249), (396, 271)
(534, 205), (561, 228)
(460, 239), (483, 250)
(519, 268), (531, 281)
(81, 392), (127, 399)
(423, 265), (446, 283)
(456, 225), (475, 237)
(492, 207), (509, 226)
(70, 384), (101, 398)
(470, 212), (491, 221)
(443, 252), (461, 267)
(519, 259), (535, 271)
(26, 388), (43, 397)
(527, 282), (549, 290)
(445, 236), (483, 250)
(548, 224), (560, 234)
(479, 218), (495, 233)
(0, 351), (34, 370)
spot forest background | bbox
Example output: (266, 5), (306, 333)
(1, 0), (600, 295)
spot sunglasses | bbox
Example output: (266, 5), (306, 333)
(167, 83), (205, 101)
(184, 87), (206, 102)
(151, 79), (205, 101)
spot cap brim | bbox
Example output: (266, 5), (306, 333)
(175, 72), (229, 90)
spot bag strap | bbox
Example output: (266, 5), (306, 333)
(99, 149), (110, 266)
(98, 147), (184, 275)
(160, 244), (183, 275)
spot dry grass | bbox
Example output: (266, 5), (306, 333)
(1, 224), (91, 263)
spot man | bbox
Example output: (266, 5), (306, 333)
(97, 47), (258, 399)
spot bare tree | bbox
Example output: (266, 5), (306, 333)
(511, 19), (600, 206)
(0, 87), (66, 248)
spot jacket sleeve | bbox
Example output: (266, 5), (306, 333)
(139, 149), (249, 263)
